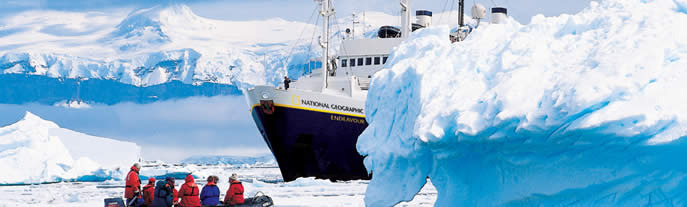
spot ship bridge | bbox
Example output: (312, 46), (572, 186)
(335, 38), (404, 80)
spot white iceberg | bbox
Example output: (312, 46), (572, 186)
(0, 112), (141, 185)
(358, 0), (687, 206)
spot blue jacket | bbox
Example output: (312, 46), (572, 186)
(199, 183), (220, 206)
(152, 181), (174, 207)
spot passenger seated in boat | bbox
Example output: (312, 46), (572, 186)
(223, 174), (244, 205)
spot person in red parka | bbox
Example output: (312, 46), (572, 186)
(177, 174), (201, 207)
(125, 163), (142, 206)
(142, 177), (155, 206)
(224, 173), (244, 205)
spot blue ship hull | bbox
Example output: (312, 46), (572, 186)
(251, 104), (370, 181)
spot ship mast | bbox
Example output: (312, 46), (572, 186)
(400, 0), (411, 38)
(458, 0), (465, 27)
(319, 0), (334, 91)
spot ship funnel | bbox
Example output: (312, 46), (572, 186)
(416, 10), (432, 28)
(491, 7), (508, 24)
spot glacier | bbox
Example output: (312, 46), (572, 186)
(358, 0), (687, 206)
(0, 112), (141, 185)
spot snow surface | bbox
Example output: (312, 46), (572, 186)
(0, 112), (140, 185)
(359, 0), (687, 206)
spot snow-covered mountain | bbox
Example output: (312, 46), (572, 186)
(0, 112), (141, 185)
(359, 0), (687, 206)
(0, 4), (324, 104)
(0, 5), (318, 94)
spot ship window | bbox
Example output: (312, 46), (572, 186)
(383, 56), (388, 64)
(366, 57), (372, 65)
(350, 58), (355, 67)
(358, 58), (363, 66)
(341, 59), (347, 67)
(374, 57), (381, 65)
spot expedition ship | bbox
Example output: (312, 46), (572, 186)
(245, 0), (503, 181)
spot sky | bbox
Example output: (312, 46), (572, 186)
(0, 0), (594, 162)
(1, 0), (593, 24)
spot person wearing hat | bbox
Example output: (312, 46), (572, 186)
(223, 174), (244, 205)
(200, 175), (220, 206)
(178, 174), (201, 207)
(125, 163), (142, 206)
(142, 177), (156, 207)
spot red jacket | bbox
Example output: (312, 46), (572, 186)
(224, 180), (244, 205)
(173, 186), (179, 205)
(143, 182), (155, 206)
(124, 166), (141, 199)
(177, 174), (201, 207)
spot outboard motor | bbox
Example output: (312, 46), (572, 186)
(234, 191), (274, 207)
(491, 7), (508, 24)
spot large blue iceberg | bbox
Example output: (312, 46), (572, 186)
(358, 0), (687, 206)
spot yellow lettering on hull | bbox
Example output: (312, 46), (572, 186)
(330, 115), (367, 124)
